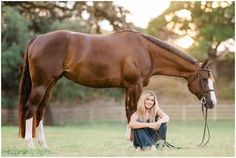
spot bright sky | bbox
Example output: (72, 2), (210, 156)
(102, 0), (195, 48)
(115, 0), (170, 28)
(112, 0), (196, 49)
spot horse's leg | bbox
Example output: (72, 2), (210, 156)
(36, 80), (56, 149)
(25, 85), (47, 149)
(125, 83), (142, 142)
(125, 86), (133, 122)
(125, 83), (142, 121)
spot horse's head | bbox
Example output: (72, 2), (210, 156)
(188, 59), (217, 109)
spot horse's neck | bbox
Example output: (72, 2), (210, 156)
(150, 44), (198, 79)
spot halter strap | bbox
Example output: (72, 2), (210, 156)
(188, 69), (215, 98)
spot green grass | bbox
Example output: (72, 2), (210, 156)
(2, 120), (234, 156)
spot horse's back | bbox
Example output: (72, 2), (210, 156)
(65, 31), (152, 87)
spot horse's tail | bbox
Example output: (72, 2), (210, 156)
(18, 37), (37, 138)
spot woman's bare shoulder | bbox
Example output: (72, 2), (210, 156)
(131, 112), (138, 119)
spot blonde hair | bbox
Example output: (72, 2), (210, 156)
(137, 90), (159, 122)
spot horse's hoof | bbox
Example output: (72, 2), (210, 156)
(26, 139), (35, 149)
(27, 144), (35, 149)
(38, 140), (49, 150)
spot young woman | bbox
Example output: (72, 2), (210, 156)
(128, 90), (170, 150)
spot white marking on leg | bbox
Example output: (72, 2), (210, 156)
(36, 120), (45, 142)
(125, 125), (131, 140)
(125, 125), (133, 149)
(36, 120), (49, 149)
(25, 118), (35, 149)
(208, 78), (217, 105)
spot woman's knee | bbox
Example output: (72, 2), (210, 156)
(160, 123), (167, 130)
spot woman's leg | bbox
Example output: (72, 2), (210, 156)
(154, 123), (167, 149)
(157, 123), (167, 140)
(133, 128), (155, 149)
(132, 124), (167, 149)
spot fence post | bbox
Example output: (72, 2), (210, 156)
(213, 108), (217, 121)
(182, 105), (186, 121)
(121, 108), (125, 123)
(89, 108), (94, 125)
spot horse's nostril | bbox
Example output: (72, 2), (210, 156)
(213, 101), (217, 106)
(209, 102), (216, 109)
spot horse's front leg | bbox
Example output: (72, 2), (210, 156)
(125, 83), (142, 142)
(36, 120), (49, 149)
(25, 117), (35, 149)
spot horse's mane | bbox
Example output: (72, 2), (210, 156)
(140, 33), (197, 64)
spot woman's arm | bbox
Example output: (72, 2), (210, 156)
(128, 112), (161, 130)
(156, 108), (170, 124)
(128, 112), (150, 129)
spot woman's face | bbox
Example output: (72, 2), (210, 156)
(144, 95), (155, 109)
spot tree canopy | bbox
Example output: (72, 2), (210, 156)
(146, 1), (235, 59)
(3, 1), (133, 33)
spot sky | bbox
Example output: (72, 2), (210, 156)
(115, 0), (170, 28)
(101, 1), (170, 31)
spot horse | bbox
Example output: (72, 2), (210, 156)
(18, 29), (217, 149)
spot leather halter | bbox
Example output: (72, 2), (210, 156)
(187, 69), (215, 100)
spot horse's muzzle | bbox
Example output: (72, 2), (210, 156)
(201, 97), (216, 109)
(205, 102), (215, 109)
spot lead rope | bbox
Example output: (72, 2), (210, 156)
(198, 99), (210, 147)
(198, 74), (211, 147)
(153, 127), (187, 149)
(153, 99), (210, 149)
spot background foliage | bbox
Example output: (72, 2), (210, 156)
(146, 1), (234, 60)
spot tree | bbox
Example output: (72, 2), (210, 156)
(146, 1), (234, 60)
(2, 6), (33, 109)
(3, 1), (133, 33)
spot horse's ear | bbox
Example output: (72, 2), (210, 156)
(201, 59), (209, 68)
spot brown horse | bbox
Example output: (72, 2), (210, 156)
(18, 30), (217, 149)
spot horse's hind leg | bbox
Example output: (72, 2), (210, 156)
(25, 85), (47, 149)
(36, 79), (57, 149)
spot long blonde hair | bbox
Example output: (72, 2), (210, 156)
(137, 90), (159, 122)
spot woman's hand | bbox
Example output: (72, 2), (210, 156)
(148, 121), (162, 130)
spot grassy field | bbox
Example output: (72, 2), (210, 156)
(2, 120), (234, 157)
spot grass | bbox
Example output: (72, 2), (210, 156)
(2, 120), (235, 157)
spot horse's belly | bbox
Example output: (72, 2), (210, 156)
(65, 74), (122, 88)
(64, 62), (123, 88)
(78, 78), (122, 88)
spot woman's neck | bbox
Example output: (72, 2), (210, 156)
(144, 110), (151, 120)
